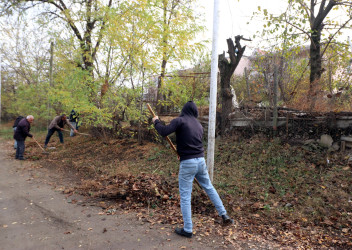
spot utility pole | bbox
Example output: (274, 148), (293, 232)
(138, 65), (145, 145)
(49, 41), (54, 87)
(349, 37), (352, 74)
(245, 67), (250, 101)
(48, 41), (54, 125)
(207, 0), (220, 181)
(0, 51), (2, 126)
(273, 66), (278, 136)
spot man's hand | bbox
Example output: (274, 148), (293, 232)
(74, 129), (78, 134)
(152, 116), (159, 123)
(60, 128), (64, 131)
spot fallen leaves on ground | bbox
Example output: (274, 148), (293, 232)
(20, 135), (352, 249)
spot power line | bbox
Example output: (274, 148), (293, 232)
(227, 0), (235, 36)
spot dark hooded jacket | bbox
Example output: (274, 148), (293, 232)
(14, 118), (33, 141)
(154, 101), (204, 161)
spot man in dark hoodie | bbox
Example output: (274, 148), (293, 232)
(44, 114), (77, 148)
(14, 115), (34, 160)
(152, 101), (233, 238)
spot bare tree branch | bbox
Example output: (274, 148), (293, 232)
(321, 15), (352, 57)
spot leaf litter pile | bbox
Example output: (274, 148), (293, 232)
(22, 133), (352, 249)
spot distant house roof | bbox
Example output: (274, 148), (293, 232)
(234, 56), (251, 76)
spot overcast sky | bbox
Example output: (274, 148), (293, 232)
(199, 0), (288, 54)
(199, 0), (350, 55)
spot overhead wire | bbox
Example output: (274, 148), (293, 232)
(226, 0), (235, 37)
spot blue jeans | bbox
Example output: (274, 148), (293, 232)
(45, 128), (64, 145)
(179, 157), (227, 233)
(15, 140), (25, 159)
(70, 122), (77, 137)
(13, 127), (17, 149)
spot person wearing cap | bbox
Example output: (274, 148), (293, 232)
(14, 115), (34, 160)
(152, 101), (234, 238)
(44, 114), (77, 148)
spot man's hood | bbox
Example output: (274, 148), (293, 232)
(180, 101), (198, 118)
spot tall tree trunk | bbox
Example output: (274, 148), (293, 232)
(218, 36), (247, 135)
(309, 26), (323, 111)
(277, 52), (286, 102)
(307, 0), (337, 111)
(156, 0), (169, 114)
(156, 59), (167, 114)
(219, 73), (233, 134)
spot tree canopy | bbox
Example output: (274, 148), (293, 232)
(253, 0), (352, 110)
(0, 0), (207, 129)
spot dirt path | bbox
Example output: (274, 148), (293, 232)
(0, 140), (230, 250)
(0, 139), (284, 250)
(2, 139), (250, 250)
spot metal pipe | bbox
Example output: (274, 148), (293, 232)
(0, 51), (2, 125)
(207, 0), (220, 181)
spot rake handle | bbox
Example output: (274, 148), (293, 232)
(62, 129), (91, 136)
(147, 104), (177, 154)
(32, 136), (45, 151)
(147, 103), (156, 117)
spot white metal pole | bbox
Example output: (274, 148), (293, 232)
(0, 52), (2, 125)
(348, 37), (352, 74)
(48, 41), (54, 125)
(207, 0), (220, 181)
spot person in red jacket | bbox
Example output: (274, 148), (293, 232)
(14, 115), (34, 160)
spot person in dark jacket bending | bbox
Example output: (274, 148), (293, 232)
(152, 101), (233, 238)
(44, 114), (77, 148)
(14, 115), (34, 160)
